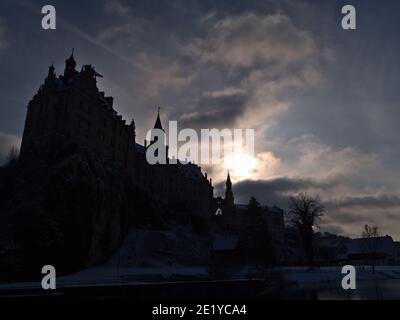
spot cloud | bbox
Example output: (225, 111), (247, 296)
(104, 0), (131, 17)
(185, 13), (317, 68)
(93, 10), (326, 133)
(180, 88), (247, 128)
(326, 194), (400, 210)
(215, 176), (330, 206)
(136, 54), (196, 98)
(321, 204), (400, 239)
(281, 134), (381, 182)
(97, 8), (197, 100)
(179, 12), (325, 137)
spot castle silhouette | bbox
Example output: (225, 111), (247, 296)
(19, 51), (214, 217)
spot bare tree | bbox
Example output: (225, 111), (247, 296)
(288, 192), (325, 268)
(362, 224), (381, 274)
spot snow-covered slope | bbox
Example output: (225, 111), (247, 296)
(105, 224), (212, 268)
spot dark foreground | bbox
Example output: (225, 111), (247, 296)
(2, 278), (400, 300)
(0, 279), (266, 300)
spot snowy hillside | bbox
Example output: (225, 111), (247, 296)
(105, 224), (212, 268)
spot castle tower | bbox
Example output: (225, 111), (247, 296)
(47, 63), (55, 79)
(64, 49), (77, 80)
(43, 63), (56, 88)
(224, 171), (235, 214)
(129, 118), (136, 142)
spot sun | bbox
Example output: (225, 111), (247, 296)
(224, 152), (257, 181)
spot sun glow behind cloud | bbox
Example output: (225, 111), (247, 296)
(224, 152), (258, 182)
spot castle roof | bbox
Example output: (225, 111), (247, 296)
(177, 162), (203, 179)
(135, 143), (146, 154)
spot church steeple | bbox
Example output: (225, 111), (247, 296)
(226, 171), (232, 186)
(154, 107), (164, 131)
(224, 171), (234, 213)
(147, 108), (167, 161)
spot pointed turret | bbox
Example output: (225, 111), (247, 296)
(65, 49), (76, 69)
(64, 49), (77, 80)
(47, 63), (55, 79)
(129, 118), (136, 142)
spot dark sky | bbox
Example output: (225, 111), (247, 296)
(1, 0), (400, 238)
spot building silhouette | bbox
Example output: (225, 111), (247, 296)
(19, 52), (214, 217)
